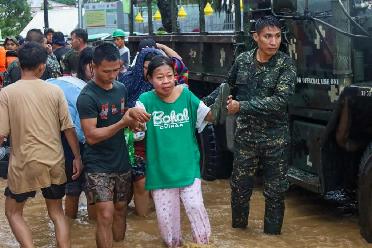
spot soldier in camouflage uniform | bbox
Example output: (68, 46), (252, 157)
(204, 16), (296, 234)
(3, 29), (61, 86)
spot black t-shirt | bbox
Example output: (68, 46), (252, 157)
(77, 80), (130, 173)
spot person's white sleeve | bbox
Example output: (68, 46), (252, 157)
(130, 53), (139, 67)
(135, 100), (146, 111)
(135, 101), (148, 132)
(196, 101), (210, 133)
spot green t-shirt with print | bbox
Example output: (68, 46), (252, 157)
(138, 88), (201, 190)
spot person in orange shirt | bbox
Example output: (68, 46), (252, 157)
(2, 37), (19, 72)
(3, 37), (19, 51)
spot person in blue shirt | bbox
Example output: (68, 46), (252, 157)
(48, 47), (96, 220)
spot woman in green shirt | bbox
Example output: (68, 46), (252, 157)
(136, 55), (214, 247)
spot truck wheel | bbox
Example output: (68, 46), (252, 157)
(358, 142), (372, 243)
(198, 124), (218, 181)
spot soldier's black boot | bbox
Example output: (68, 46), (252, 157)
(263, 201), (285, 235)
(230, 174), (254, 229)
(231, 189), (251, 229)
(231, 202), (249, 229)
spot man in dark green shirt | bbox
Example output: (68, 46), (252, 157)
(77, 43), (150, 247)
(61, 28), (88, 76)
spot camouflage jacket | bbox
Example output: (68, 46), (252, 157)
(61, 49), (79, 75)
(47, 53), (62, 78)
(205, 49), (296, 137)
(3, 54), (61, 86)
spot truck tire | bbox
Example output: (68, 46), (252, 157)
(198, 124), (218, 181)
(358, 142), (372, 243)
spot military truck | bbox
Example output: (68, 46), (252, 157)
(126, 0), (372, 242)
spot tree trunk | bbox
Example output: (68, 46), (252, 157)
(157, 0), (178, 33)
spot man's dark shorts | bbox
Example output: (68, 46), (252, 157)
(85, 171), (132, 204)
(132, 155), (146, 182)
(61, 134), (85, 196)
(4, 184), (66, 203)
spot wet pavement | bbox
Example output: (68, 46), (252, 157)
(0, 178), (372, 248)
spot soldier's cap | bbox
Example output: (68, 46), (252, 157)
(4, 36), (19, 46)
(52, 32), (66, 46)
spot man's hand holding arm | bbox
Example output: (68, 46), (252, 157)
(127, 107), (151, 123)
(80, 108), (150, 145)
(227, 95), (240, 115)
(124, 107), (150, 132)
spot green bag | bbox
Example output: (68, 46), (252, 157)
(124, 128), (135, 166)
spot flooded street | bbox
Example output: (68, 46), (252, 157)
(1, 178), (372, 248)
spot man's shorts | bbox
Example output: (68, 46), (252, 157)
(4, 184), (66, 203)
(132, 155), (146, 182)
(85, 171), (132, 205)
(65, 179), (85, 197)
(61, 133), (85, 196)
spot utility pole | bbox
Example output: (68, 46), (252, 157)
(147, 0), (153, 35)
(44, 0), (49, 29)
(78, 0), (83, 28)
(129, 0), (134, 35)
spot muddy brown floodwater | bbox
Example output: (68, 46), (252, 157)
(1, 178), (372, 248)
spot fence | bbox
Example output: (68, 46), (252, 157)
(133, 4), (239, 33)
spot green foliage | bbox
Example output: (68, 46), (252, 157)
(0, 0), (32, 36)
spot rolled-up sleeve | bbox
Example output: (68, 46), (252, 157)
(196, 101), (210, 133)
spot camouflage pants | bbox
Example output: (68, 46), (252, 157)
(230, 137), (289, 231)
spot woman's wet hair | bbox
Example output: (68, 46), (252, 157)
(144, 52), (158, 62)
(77, 47), (94, 81)
(146, 55), (174, 78)
(18, 42), (47, 70)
